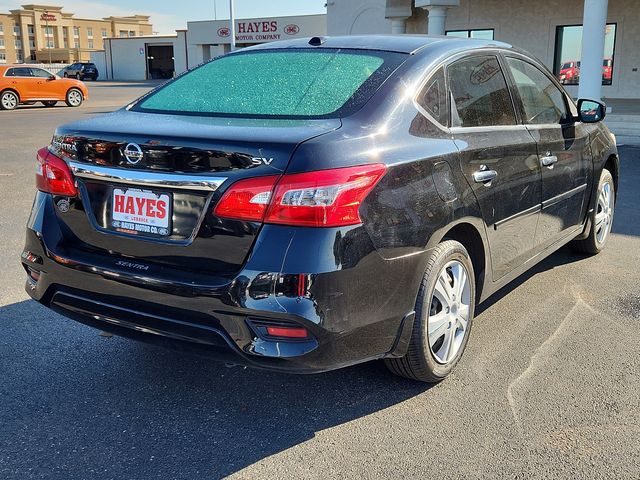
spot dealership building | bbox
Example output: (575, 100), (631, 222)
(327, 0), (638, 101)
(100, 14), (326, 80)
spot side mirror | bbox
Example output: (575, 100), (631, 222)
(577, 98), (606, 123)
(48, 74), (56, 80)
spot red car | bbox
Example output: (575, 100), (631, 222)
(602, 58), (613, 84)
(558, 60), (580, 85)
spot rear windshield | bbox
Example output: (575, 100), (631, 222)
(133, 48), (407, 119)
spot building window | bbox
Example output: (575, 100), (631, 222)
(64, 40), (68, 48)
(63, 27), (68, 37)
(446, 29), (494, 40)
(88, 40), (94, 49)
(554, 23), (617, 86)
(16, 52), (23, 62)
(74, 40), (80, 49)
(87, 27), (93, 38)
(129, 30), (136, 37)
(29, 39), (35, 49)
(30, 52), (36, 61)
(44, 26), (54, 36)
(28, 25), (34, 35)
(46, 40), (55, 49)
(0, 39), (4, 48)
(119, 30), (128, 38)
(73, 26), (80, 37)
(15, 39), (22, 49)
(0, 24), (3, 34)
(13, 25), (20, 35)
(0, 53), (5, 63)
(101, 29), (107, 38)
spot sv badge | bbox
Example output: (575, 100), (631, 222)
(251, 157), (274, 166)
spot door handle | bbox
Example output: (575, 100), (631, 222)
(473, 167), (498, 185)
(541, 155), (558, 168)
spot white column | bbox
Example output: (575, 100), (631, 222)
(426, 5), (447, 36)
(389, 17), (408, 34)
(578, 0), (608, 101)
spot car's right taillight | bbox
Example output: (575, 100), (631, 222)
(35, 147), (77, 197)
(265, 164), (387, 227)
(213, 164), (387, 227)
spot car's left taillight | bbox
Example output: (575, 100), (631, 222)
(35, 147), (77, 196)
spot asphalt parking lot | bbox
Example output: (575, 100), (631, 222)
(1, 82), (639, 479)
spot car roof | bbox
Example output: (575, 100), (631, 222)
(244, 35), (512, 55)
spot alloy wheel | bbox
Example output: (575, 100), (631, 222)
(595, 180), (614, 244)
(428, 260), (471, 364)
(1, 92), (18, 110)
(67, 90), (82, 107)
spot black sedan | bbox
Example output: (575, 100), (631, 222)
(22, 35), (618, 382)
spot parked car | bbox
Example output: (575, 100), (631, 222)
(0, 65), (88, 110)
(602, 58), (613, 84)
(558, 60), (580, 84)
(63, 62), (99, 81)
(22, 36), (618, 382)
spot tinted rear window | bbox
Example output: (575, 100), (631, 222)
(133, 48), (406, 119)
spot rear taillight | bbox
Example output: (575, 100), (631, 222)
(36, 147), (77, 196)
(213, 175), (279, 222)
(214, 164), (387, 227)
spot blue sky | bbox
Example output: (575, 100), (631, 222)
(0, 0), (327, 34)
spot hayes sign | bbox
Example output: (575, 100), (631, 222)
(217, 20), (301, 41)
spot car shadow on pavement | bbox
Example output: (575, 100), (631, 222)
(0, 299), (432, 479)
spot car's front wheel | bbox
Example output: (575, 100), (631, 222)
(42, 101), (57, 107)
(63, 72), (69, 78)
(0, 90), (19, 110)
(385, 240), (475, 382)
(65, 88), (83, 107)
(570, 168), (615, 254)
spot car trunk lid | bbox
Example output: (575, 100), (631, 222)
(51, 109), (341, 277)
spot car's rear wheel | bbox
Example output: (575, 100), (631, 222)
(65, 88), (83, 107)
(0, 90), (19, 110)
(63, 72), (69, 78)
(385, 240), (475, 382)
(570, 168), (614, 254)
(42, 101), (57, 107)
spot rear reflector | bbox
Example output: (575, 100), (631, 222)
(265, 326), (309, 338)
(36, 147), (77, 197)
(214, 164), (387, 227)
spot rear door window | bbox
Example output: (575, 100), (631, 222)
(505, 57), (569, 125)
(134, 48), (407, 119)
(6, 67), (32, 77)
(447, 55), (516, 128)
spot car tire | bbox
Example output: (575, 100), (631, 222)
(65, 88), (83, 107)
(385, 240), (475, 383)
(0, 90), (19, 110)
(570, 168), (614, 255)
(63, 72), (69, 78)
(42, 101), (57, 107)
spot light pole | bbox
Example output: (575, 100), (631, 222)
(44, 10), (52, 64)
(229, 0), (235, 52)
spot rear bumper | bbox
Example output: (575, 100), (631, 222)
(22, 192), (428, 373)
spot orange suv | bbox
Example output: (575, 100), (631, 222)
(0, 65), (89, 110)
